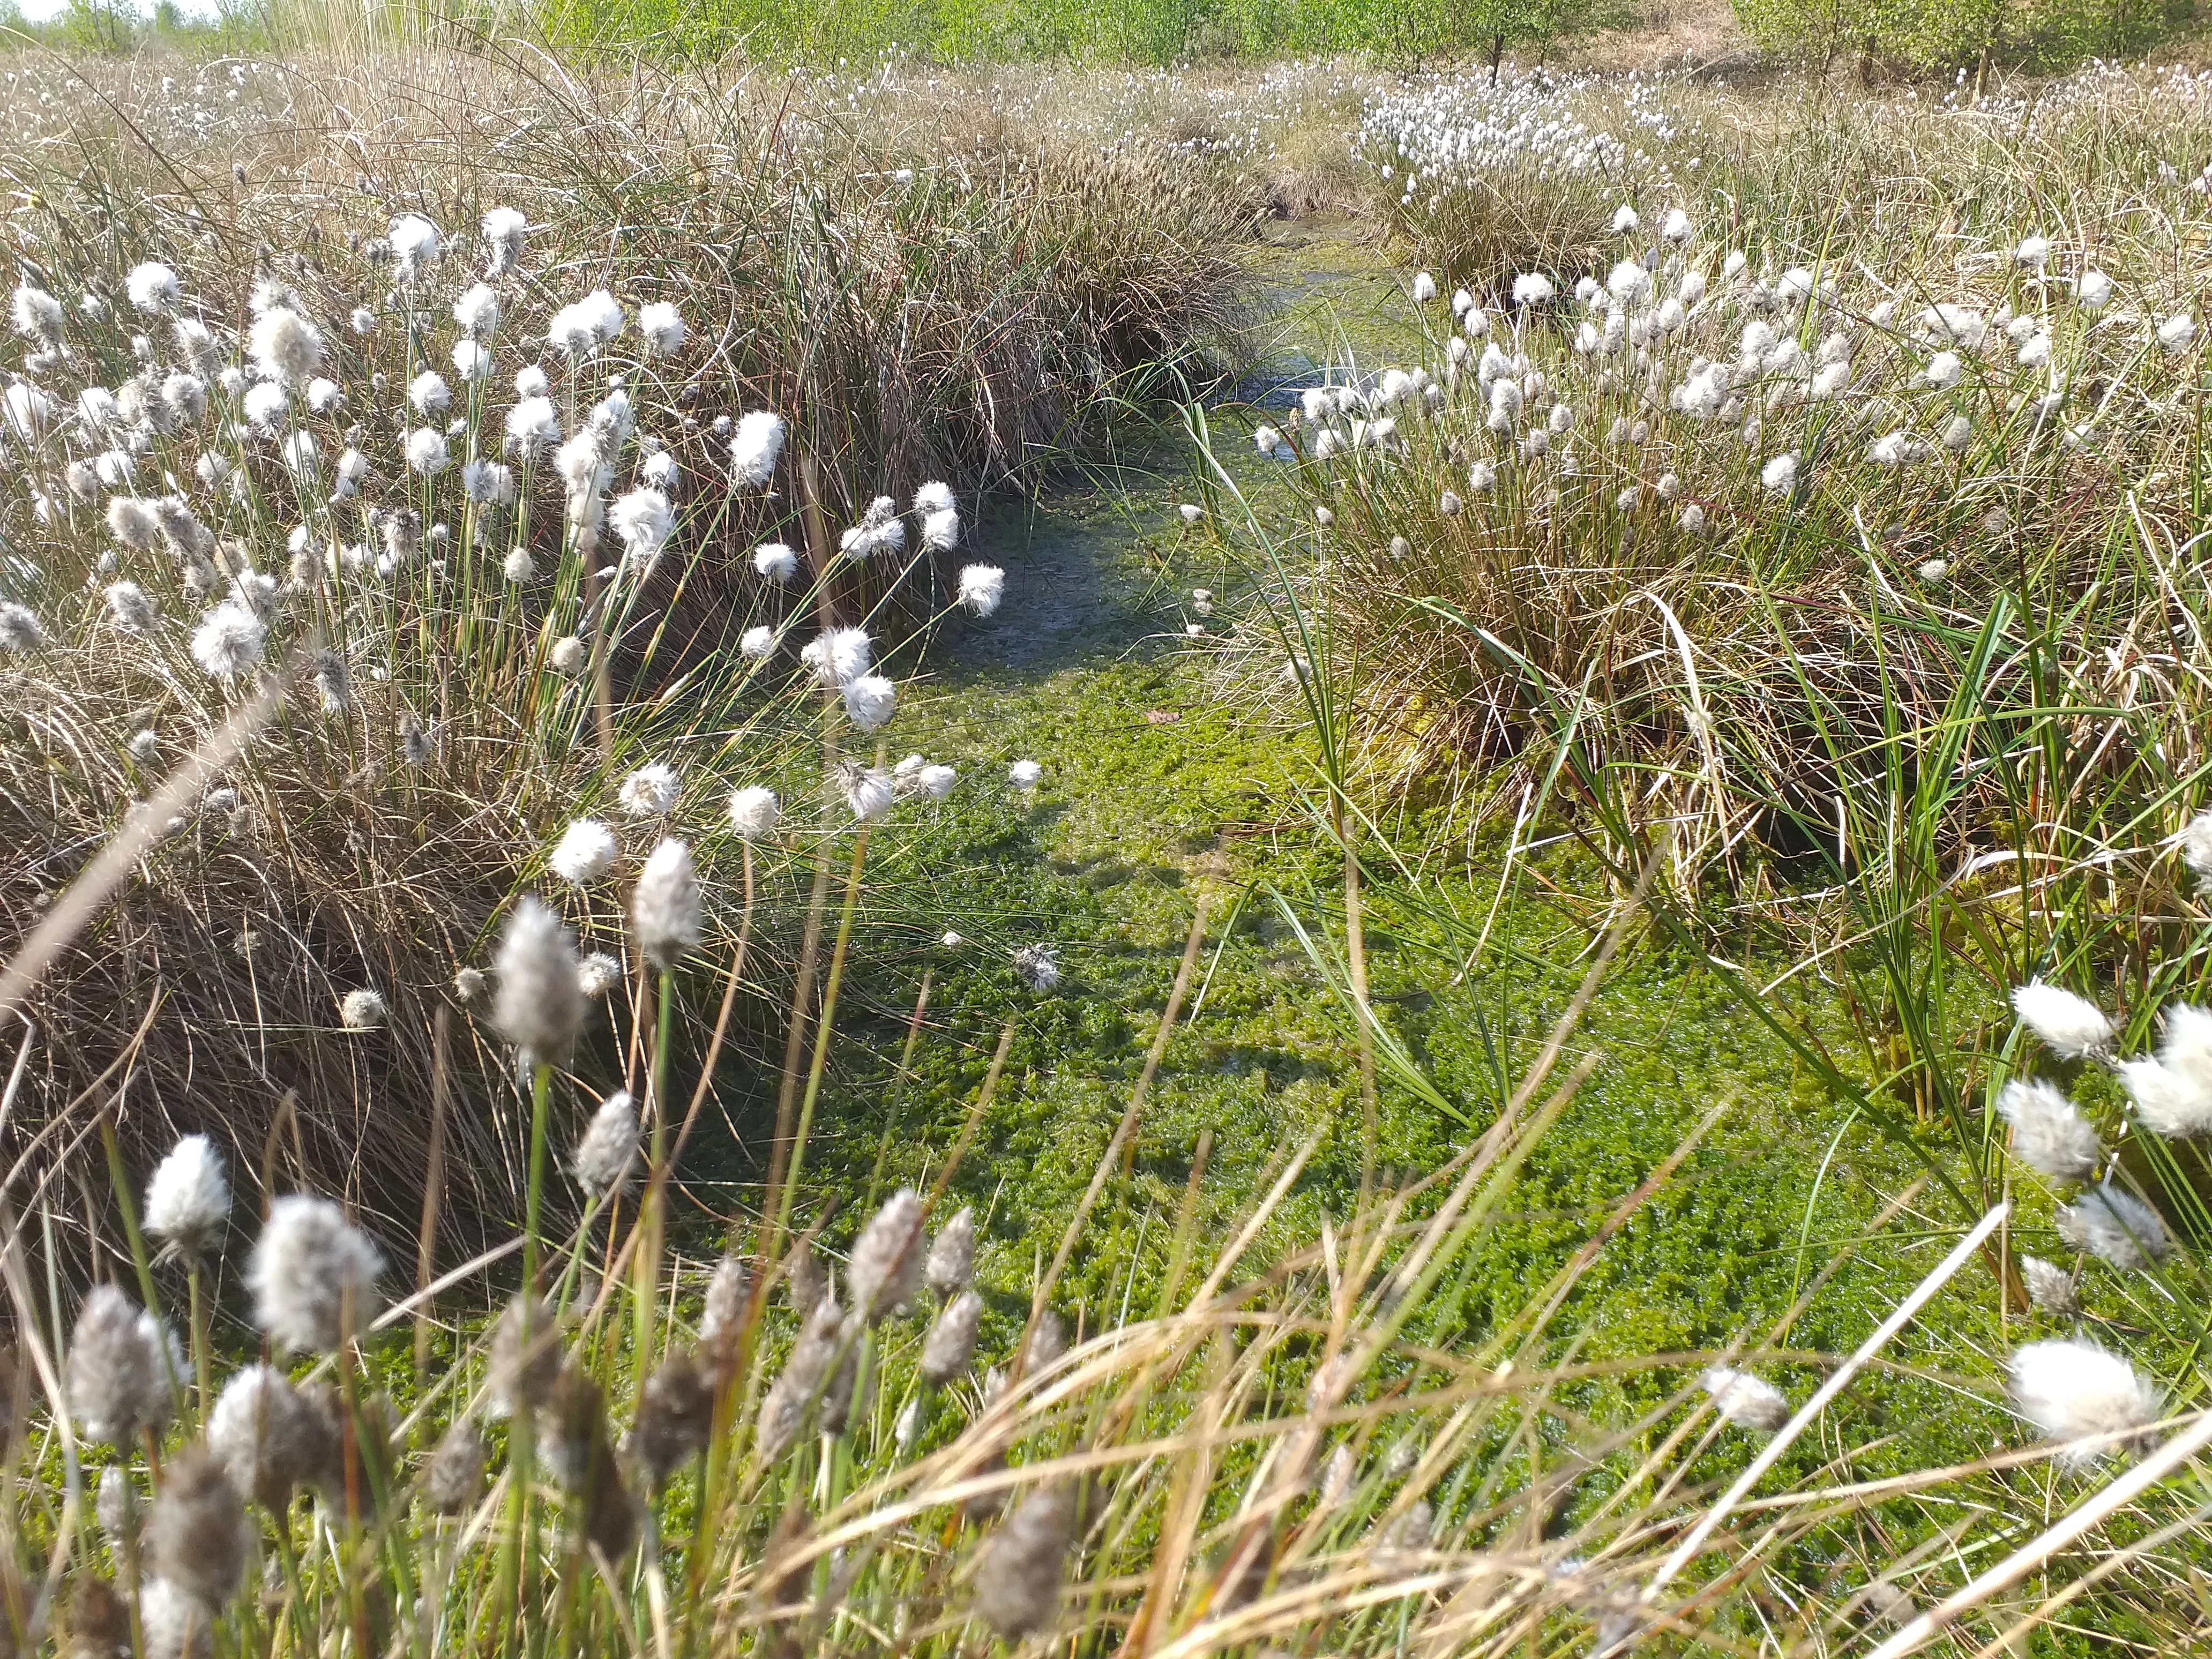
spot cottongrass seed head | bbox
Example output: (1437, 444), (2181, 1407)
(493, 896), (585, 1063)
(147, 1445), (250, 1610)
(573, 1089), (641, 1199)
(2009, 1339), (2162, 1467)
(926, 1206), (975, 1296)
(958, 564), (1005, 616)
(1996, 1078), (2102, 1182)
(67, 1285), (174, 1446)
(248, 1195), (383, 1353)
(973, 1482), (1076, 1639)
(1700, 1365), (1789, 1432)
(2012, 980), (2115, 1059)
(922, 1288), (984, 1384)
(2058, 1183), (2172, 1271)
(619, 761), (681, 818)
(633, 838), (703, 969)
(143, 1134), (228, 1262)
(339, 988), (387, 1031)
(2021, 1255), (2080, 1317)
(729, 410), (785, 488)
(577, 952), (624, 999)
(424, 1417), (488, 1514)
(1013, 944), (1059, 992)
(848, 1187), (926, 1322)
(629, 1350), (713, 1486)
(549, 818), (620, 885)
(728, 784), (779, 839)
(207, 1363), (339, 1511)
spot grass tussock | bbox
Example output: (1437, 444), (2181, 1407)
(0, 37), (1262, 1234)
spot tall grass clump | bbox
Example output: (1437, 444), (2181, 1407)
(11, 833), (2212, 1657)
(0, 39), (1260, 1234)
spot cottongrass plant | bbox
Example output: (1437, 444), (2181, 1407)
(0, 33), (1255, 1239)
(12, 857), (2212, 1658)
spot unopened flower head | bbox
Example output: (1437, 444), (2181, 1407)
(2012, 980), (2114, 1059)
(633, 839), (703, 969)
(492, 896), (585, 1062)
(2008, 1339), (2159, 1467)
(849, 1187), (926, 1322)
(550, 818), (619, 885)
(248, 1195), (383, 1354)
(926, 1205), (975, 1296)
(922, 1288), (983, 1383)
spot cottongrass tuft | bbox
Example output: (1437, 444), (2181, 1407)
(2008, 1339), (2161, 1467)
(66, 1286), (173, 1446)
(453, 967), (486, 1004)
(486, 1293), (563, 1417)
(637, 302), (685, 357)
(958, 564), (1005, 617)
(549, 818), (620, 885)
(189, 602), (265, 680)
(845, 765), (895, 823)
(140, 1575), (213, 1659)
(753, 542), (798, 582)
(492, 897), (585, 1063)
(633, 839), (703, 969)
(619, 762), (681, 818)
(248, 1196), (383, 1354)
(144, 1134), (228, 1262)
(802, 625), (873, 688)
(629, 1350), (713, 1486)
(2011, 980), (2114, 1059)
(756, 1296), (842, 1462)
(849, 1189), (926, 1322)
(125, 261), (181, 313)
(2058, 1183), (2172, 1271)
(577, 952), (624, 999)
(1995, 1078), (2102, 1182)
(842, 673), (898, 732)
(739, 624), (774, 659)
(1013, 944), (1060, 992)
(206, 1364), (338, 1511)
(423, 1418), (488, 1514)
(340, 989), (387, 1032)
(2117, 1056), (2212, 1138)
(728, 784), (780, 839)
(147, 1447), (249, 1611)
(572, 1089), (641, 1199)
(973, 1483), (1076, 1639)
(922, 1288), (983, 1384)
(105, 580), (157, 633)
(1008, 759), (1042, 790)
(550, 636), (587, 676)
(2021, 1255), (2080, 1317)
(0, 601), (44, 653)
(1699, 1364), (1789, 1432)
(729, 410), (786, 489)
(926, 1206), (975, 1296)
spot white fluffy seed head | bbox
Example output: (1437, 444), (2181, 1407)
(247, 1195), (383, 1354)
(848, 1187), (926, 1322)
(1995, 1078), (2102, 1182)
(573, 1090), (641, 1199)
(2057, 1183), (2172, 1271)
(753, 542), (798, 582)
(492, 896), (585, 1062)
(2008, 1339), (2160, 1467)
(144, 1135), (229, 1262)
(2012, 981), (2114, 1059)
(633, 839), (703, 970)
(958, 564), (1005, 617)
(1700, 1365), (1789, 1432)
(549, 819), (619, 885)
(729, 410), (785, 488)
(728, 785), (780, 839)
(619, 761), (681, 818)
(842, 673), (898, 732)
